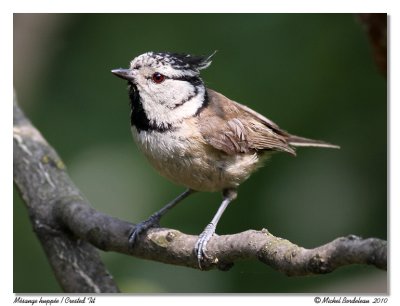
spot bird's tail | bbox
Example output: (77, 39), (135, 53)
(287, 135), (340, 149)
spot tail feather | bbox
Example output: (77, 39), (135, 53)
(287, 135), (340, 149)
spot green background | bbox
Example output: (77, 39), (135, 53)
(13, 13), (387, 293)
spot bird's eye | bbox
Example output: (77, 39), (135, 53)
(152, 72), (165, 84)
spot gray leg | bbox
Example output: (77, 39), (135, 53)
(194, 189), (237, 268)
(129, 188), (194, 245)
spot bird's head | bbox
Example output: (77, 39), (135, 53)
(112, 51), (215, 131)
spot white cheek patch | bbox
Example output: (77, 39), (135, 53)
(151, 80), (196, 107)
(140, 84), (205, 126)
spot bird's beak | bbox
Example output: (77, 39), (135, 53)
(111, 68), (135, 81)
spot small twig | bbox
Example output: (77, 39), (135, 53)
(357, 13), (387, 76)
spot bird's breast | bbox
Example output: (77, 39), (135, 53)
(131, 123), (266, 192)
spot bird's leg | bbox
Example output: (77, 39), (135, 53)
(129, 188), (195, 245)
(194, 189), (237, 269)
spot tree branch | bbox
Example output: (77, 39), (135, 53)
(55, 195), (387, 273)
(357, 13), (387, 76)
(13, 91), (386, 292)
(13, 91), (119, 293)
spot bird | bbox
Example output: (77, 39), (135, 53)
(111, 51), (339, 268)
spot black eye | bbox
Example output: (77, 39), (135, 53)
(152, 72), (165, 84)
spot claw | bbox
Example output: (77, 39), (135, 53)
(194, 223), (216, 269)
(128, 215), (160, 246)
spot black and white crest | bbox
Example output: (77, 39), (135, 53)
(130, 51), (216, 77)
(153, 51), (216, 72)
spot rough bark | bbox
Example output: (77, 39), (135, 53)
(13, 91), (119, 293)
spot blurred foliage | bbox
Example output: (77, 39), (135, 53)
(13, 13), (387, 293)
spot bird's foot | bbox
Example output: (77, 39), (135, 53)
(194, 223), (216, 269)
(128, 214), (160, 246)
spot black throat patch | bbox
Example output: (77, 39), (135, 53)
(128, 83), (171, 133)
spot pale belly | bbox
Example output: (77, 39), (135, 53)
(132, 128), (268, 192)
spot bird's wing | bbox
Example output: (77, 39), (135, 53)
(198, 89), (296, 155)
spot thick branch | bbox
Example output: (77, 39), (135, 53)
(13, 92), (386, 290)
(13, 92), (119, 293)
(55, 196), (386, 273)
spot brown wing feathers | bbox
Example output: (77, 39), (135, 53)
(199, 89), (339, 156)
(199, 89), (296, 155)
